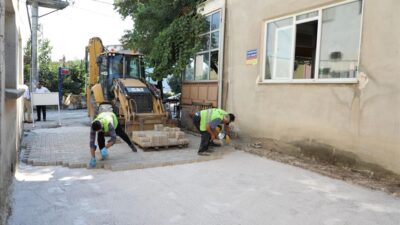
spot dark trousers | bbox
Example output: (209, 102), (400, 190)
(36, 105), (46, 121)
(193, 113), (210, 153)
(97, 124), (133, 149)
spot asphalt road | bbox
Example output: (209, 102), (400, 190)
(8, 151), (400, 225)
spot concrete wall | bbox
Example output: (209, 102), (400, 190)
(224, 0), (400, 173)
(0, 0), (24, 224)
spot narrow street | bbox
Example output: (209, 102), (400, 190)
(2, 1), (400, 225)
(7, 110), (400, 225)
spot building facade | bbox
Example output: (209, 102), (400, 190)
(0, 0), (25, 223)
(182, 0), (400, 174)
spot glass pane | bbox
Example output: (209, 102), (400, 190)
(293, 20), (318, 79)
(319, 0), (362, 79)
(127, 57), (140, 79)
(296, 11), (318, 20)
(100, 56), (108, 76)
(184, 58), (194, 81)
(204, 15), (211, 32)
(211, 31), (219, 49)
(265, 17), (294, 79)
(200, 34), (210, 51)
(210, 51), (219, 80)
(195, 53), (209, 80)
(211, 11), (220, 31)
(109, 55), (123, 78)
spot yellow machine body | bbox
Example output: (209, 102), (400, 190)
(85, 37), (173, 133)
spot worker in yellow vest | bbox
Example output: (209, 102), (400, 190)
(192, 108), (235, 156)
(89, 111), (137, 168)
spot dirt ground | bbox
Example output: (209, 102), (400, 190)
(235, 138), (400, 197)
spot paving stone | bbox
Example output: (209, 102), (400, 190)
(22, 125), (231, 171)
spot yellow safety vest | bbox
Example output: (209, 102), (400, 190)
(199, 108), (227, 131)
(94, 112), (118, 133)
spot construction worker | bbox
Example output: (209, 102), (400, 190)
(89, 111), (137, 168)
(20, 82), (33, 123)
(192, 108), (235, 156)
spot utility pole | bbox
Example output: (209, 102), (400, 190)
(26, 0), (69, 91)
(31, 0), (39, 89)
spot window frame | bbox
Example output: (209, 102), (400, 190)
(261, 0), (364, 84)
(184, 9), (222, 83)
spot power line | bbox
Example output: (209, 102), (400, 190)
(87, 0), (114, 5)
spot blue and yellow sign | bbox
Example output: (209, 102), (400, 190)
(246, 49), (258, 65)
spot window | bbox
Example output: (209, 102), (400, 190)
(264, 0), (363, 82)
(127, 57), (140, 79)
(109, 55), (123, 78)
(184, 11), (221, 81)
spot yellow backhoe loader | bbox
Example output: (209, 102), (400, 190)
(85, 37), (171, 132)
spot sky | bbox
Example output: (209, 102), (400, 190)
(19, 0), (133, 61)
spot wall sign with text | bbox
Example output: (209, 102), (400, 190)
(246, 49), (258, 65)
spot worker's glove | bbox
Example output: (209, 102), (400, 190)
(89, 157), (97, 168)
(225, 135), (231, 144)
(100, 147), (108, 160)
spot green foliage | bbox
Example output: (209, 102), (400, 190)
(23, 38), (86, 95)
(167, 74), (182, 95)
(62, 60), (86, 95)
(23, 40), (32, 83)
(114, 0), (206, 80)
(23, 38), (56, 89)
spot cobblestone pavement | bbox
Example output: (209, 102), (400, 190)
(21, 110), (230, 171)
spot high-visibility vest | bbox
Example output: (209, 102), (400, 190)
(199, 108), (227, 131)
(94, 112), (118, 133)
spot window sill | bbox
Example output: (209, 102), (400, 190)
(5, 88), (25, 99)
(258, 79), (358, 84)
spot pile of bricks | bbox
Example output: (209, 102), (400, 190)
(132, 124), (190, 149)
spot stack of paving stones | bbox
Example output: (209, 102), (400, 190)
(132, 124), (190, 150)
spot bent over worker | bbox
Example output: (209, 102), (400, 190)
(192, 108), (235, 156)
(89, 112), (137, 168)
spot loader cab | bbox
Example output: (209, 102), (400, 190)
(97, 52), (146, 101)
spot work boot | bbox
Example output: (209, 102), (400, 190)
(209, 141), (221, 147)
(129, 144), (137, 152)
(198, 151), (211, 156)
(206, 148), (215, 153)
(211, 139), (223, 146)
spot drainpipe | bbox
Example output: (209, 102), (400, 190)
(217, 0), (226, 109)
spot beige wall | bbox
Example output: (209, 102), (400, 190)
(224, 0), (400, 173)
(0, 0), (24, 223)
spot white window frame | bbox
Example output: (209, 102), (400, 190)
(261, 0), (364, 84)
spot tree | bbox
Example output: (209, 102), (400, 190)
(167, 74), (182, 95)
(38, 39), (58, 90)
(23, 40), (32, 83)
(23, 39), (86, 95)
(62, 60), (86, 95)
(114, 0), (206, 81)
(23, 38), (58, 90)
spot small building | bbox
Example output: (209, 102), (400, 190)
(0, 0), (25, 222)
(181, 0), (400, 174)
